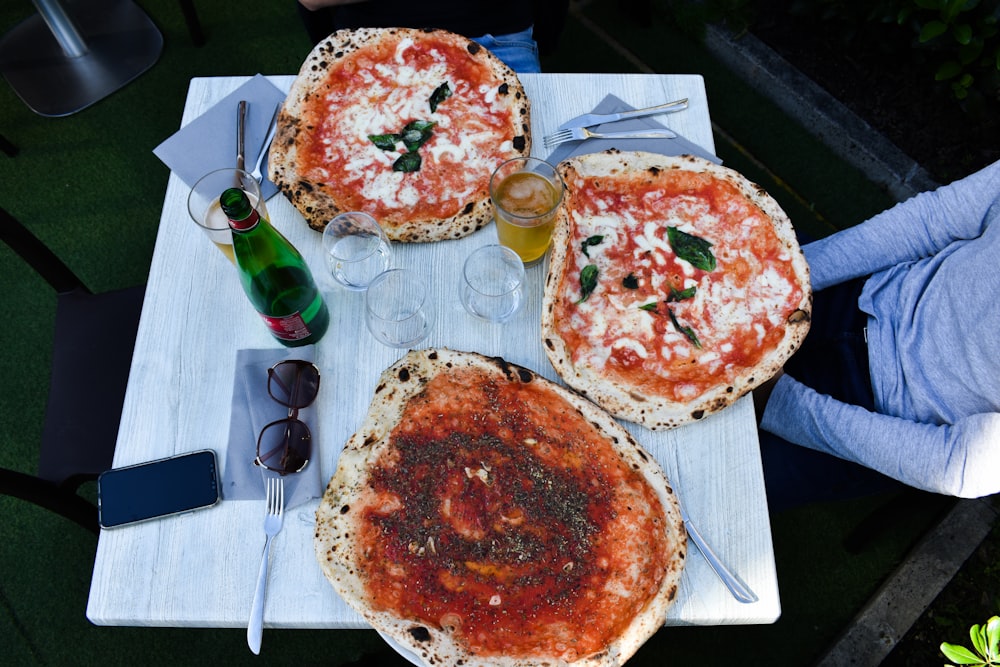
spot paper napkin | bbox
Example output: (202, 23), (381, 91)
(223, 346), (323, 510)
(546, 93), (722, 165)
(153, 74), (286, 200)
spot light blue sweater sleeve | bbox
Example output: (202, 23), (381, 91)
(761, 374), (1000, 498)
(803, 160), (1000, 290)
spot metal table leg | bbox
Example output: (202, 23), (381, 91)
(0, 0), (163, 117)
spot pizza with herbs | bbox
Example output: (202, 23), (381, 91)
(315, 348), (685, 666)
(269, 27), (530, 242)
(542, 151), (811, 430)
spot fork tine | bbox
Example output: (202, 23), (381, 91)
(543, 129), (572, 147)
(267, 477), (282, 515)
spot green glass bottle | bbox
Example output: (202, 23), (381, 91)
(220, 188), (329, 347)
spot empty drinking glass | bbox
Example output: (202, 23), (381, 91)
(461, 245), (525, 323)
(322, 212), (392, 290)
(364, 269), (434, 348)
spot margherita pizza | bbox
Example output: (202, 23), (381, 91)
(269, 27), (531, 242)
(542, 151), (811, 430)
(315, 348), (685, 666)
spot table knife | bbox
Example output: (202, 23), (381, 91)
(236, 100), (248, 171)
(679, 503), (759, 604)
(557, 98), (688, 130)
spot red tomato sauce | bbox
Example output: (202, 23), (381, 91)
(555, 171), (804, 402)
(354, 371), (669, 660)
(298, 35), (518, 224)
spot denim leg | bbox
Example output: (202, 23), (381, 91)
(473, 27), (541, 73)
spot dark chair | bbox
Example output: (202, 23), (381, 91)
(0, 208), (145, 534)
(178, 0), (206, 47)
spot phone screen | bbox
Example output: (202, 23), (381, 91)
(97, 450), (220, 528)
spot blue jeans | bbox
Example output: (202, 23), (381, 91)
(759, 277), (902, 511)
(473, 26), (541, 73)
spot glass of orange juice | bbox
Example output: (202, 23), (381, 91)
(489, 157), (565, 265)
(187, 168), (268, 264)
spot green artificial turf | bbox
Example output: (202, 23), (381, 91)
(1, 1), (935, 664)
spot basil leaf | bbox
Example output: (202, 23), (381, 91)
(639, 302), (658, 312)
(368, 133), (401, 151)
(393, 152), (422, 173)
(576, 264), (599, 304)
(622, 273), (639, 289)
(581, 235), (605, 258)
(667, 308), (702, 348)
(401, 120), (436, 152)
(667, 285), (697, 302)
(667, 227), (716, 272)
(429, 82), (452, 112)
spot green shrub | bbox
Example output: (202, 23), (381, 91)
(769, 0), (1000, 107)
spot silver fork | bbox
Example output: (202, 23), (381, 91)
(249, 104), (280, 182)
(543, 126), (677, 148)
(671, 449), (759, 604)
(247, 476), (284, 654)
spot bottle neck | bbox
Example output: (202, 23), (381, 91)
(228, 207), (260, 232)
(220, 187), (261, 232)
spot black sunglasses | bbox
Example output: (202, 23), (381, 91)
(254, 360), (320, 475)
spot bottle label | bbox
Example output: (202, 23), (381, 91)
(260, 311), (311, 341)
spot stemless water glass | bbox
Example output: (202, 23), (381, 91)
(461, 245), (525, 323)
(364, 269), (434, 348)
(188, 168), (266, 264)
(322, 212), (393, 290)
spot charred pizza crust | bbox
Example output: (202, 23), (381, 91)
(269, 27), (530, 242)
(315, 348), (685, 666)
(542, 151), (811, 430)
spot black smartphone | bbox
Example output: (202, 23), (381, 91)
(97, 450), (220, 529)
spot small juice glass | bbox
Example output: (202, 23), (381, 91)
(489, 157), (564, 265)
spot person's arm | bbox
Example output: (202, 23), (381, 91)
(761, 374), (1000, 498)
(298, 0), (368, 11)
(805, 160), (1000, 290)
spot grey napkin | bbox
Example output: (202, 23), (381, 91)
(153, 74), (285, 200)
(223, 346), (323, 510)
(546, 94), (722, 165)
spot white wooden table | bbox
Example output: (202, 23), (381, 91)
(87, 74), (781, 629)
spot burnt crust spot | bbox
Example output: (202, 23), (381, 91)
(512, 135), (526, 151)
(489, 355), (517, 382)
(516, 368), (533, 383)
(408, 626), (431, 642)
(398, 367), (411, 382)
(467, 42), (481, 56)
(690, 409), (705, 420)
(339, 504), (350, 514)
(498, 82), (509, 95)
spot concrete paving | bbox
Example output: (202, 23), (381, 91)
(817, 496), (999, 665)
(701, 25), (940, 202)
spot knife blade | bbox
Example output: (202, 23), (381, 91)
(236, 100), (248, 171)
(557, 98), (688, 131)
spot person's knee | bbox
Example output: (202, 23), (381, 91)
(473, 29), (541, 74)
